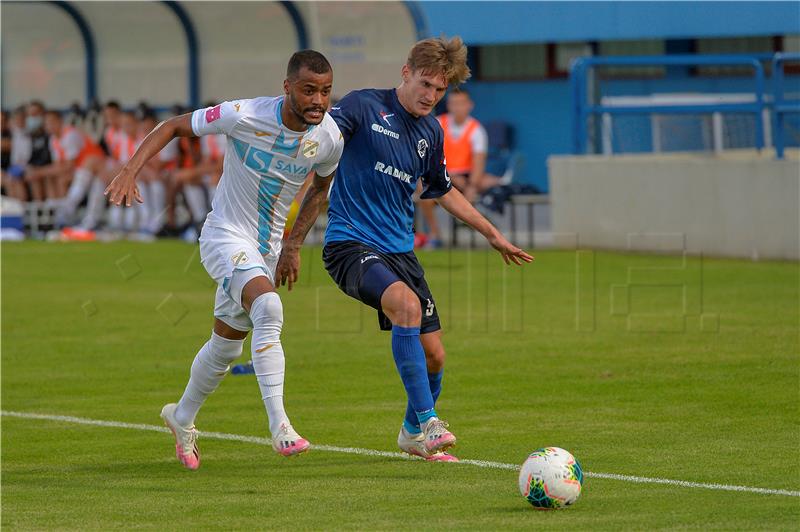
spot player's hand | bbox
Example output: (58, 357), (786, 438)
(276, 245), (301, 291)
(105, 168), (143, 207)
(488, 233), (534, 265)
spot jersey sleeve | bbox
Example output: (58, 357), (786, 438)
(313, 128), (344, 177)
(420, 139), (452, 200)
(328, 91), (361, 143)
(191, 100), (243, 136)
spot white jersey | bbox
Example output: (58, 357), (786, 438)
(192, 97), (343, 256)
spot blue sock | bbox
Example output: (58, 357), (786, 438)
(391, 326), (435, 428)
(404, 370), (443, 434)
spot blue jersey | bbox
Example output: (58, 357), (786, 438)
(326, 88), (452, 253)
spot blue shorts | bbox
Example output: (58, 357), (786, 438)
(323, 240), (441, 334)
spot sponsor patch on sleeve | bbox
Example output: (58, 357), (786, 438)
(205, 104), (222, 123)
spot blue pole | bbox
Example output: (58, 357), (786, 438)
(279, 1), (308, 49)
(753, 59), (765, 152)
(162, 1), (199, 109)
(773, 54), (786, 159)
(49, 1), (96, 105)
(402, 1), (430, 40)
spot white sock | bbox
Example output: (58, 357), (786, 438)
(134, 183), (151, 231)
(174, 332), (245, 427)
(59, 168), (93, 222)
(183, 185), (208, 224)
(147, 180), (166, 233)
(123, 204), (137, 232)
(108, 205), (124, 231)
(79, 178), (106, 230)
(249, 292), (290, 437)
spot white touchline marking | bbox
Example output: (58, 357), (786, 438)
(3, 410), (798, 498)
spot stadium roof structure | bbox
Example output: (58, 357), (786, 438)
(418, 1), (800, 45)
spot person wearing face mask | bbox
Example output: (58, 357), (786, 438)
(23, 101), (52, 202)
(26, 110), (105, 226)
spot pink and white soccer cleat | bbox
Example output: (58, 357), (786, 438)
(160, 403), (200, 470)
(272, 423), (311, 457)
(422, 417), (457, 454)
(397, 426), (459, 462)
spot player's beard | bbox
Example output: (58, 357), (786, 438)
(289, 97), (325, 126)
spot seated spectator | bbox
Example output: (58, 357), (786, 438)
(2, 108), (31, 202)
(31, 110), (104, 225)
(1, 110), (11, 191)
(135, 112), (179, 238)
(23, 101), (53, 202)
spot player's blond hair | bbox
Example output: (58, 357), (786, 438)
(407, 36), (471, 86)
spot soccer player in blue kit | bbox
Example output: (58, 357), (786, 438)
(277, 36), (533, 461)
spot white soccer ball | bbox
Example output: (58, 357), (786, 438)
(518, 447), (583, 509)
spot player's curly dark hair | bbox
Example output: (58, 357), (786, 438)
(287, 50), (332, 80)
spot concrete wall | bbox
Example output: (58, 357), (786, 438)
(548, 152), (800, 260)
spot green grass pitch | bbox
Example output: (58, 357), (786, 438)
(2, 241), (798, 529)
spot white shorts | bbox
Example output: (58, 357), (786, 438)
(199, 224), (278, 332)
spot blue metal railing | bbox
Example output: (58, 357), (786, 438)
(772, 52), (800, 159)
(570, 54), (768, 155)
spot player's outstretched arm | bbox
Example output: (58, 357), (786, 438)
(437, 187), (534, 265)
(105, 114), (195, 206)
(276, 171), (335, 290)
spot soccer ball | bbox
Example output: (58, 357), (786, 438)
(518, 447), (583, 509)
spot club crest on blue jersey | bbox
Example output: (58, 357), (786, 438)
(417, 138), (428, 158)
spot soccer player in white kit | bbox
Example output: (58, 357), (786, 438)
(104, 51), (343, 470)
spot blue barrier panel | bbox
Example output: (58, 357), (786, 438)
(772, 53), (800, 159)
(570, 54), (767, 155)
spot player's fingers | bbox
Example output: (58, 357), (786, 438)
(501, 252), (510, 265)
(134, 186), (144, 204)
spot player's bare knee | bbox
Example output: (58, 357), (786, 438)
(384, 287), (421, 327)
